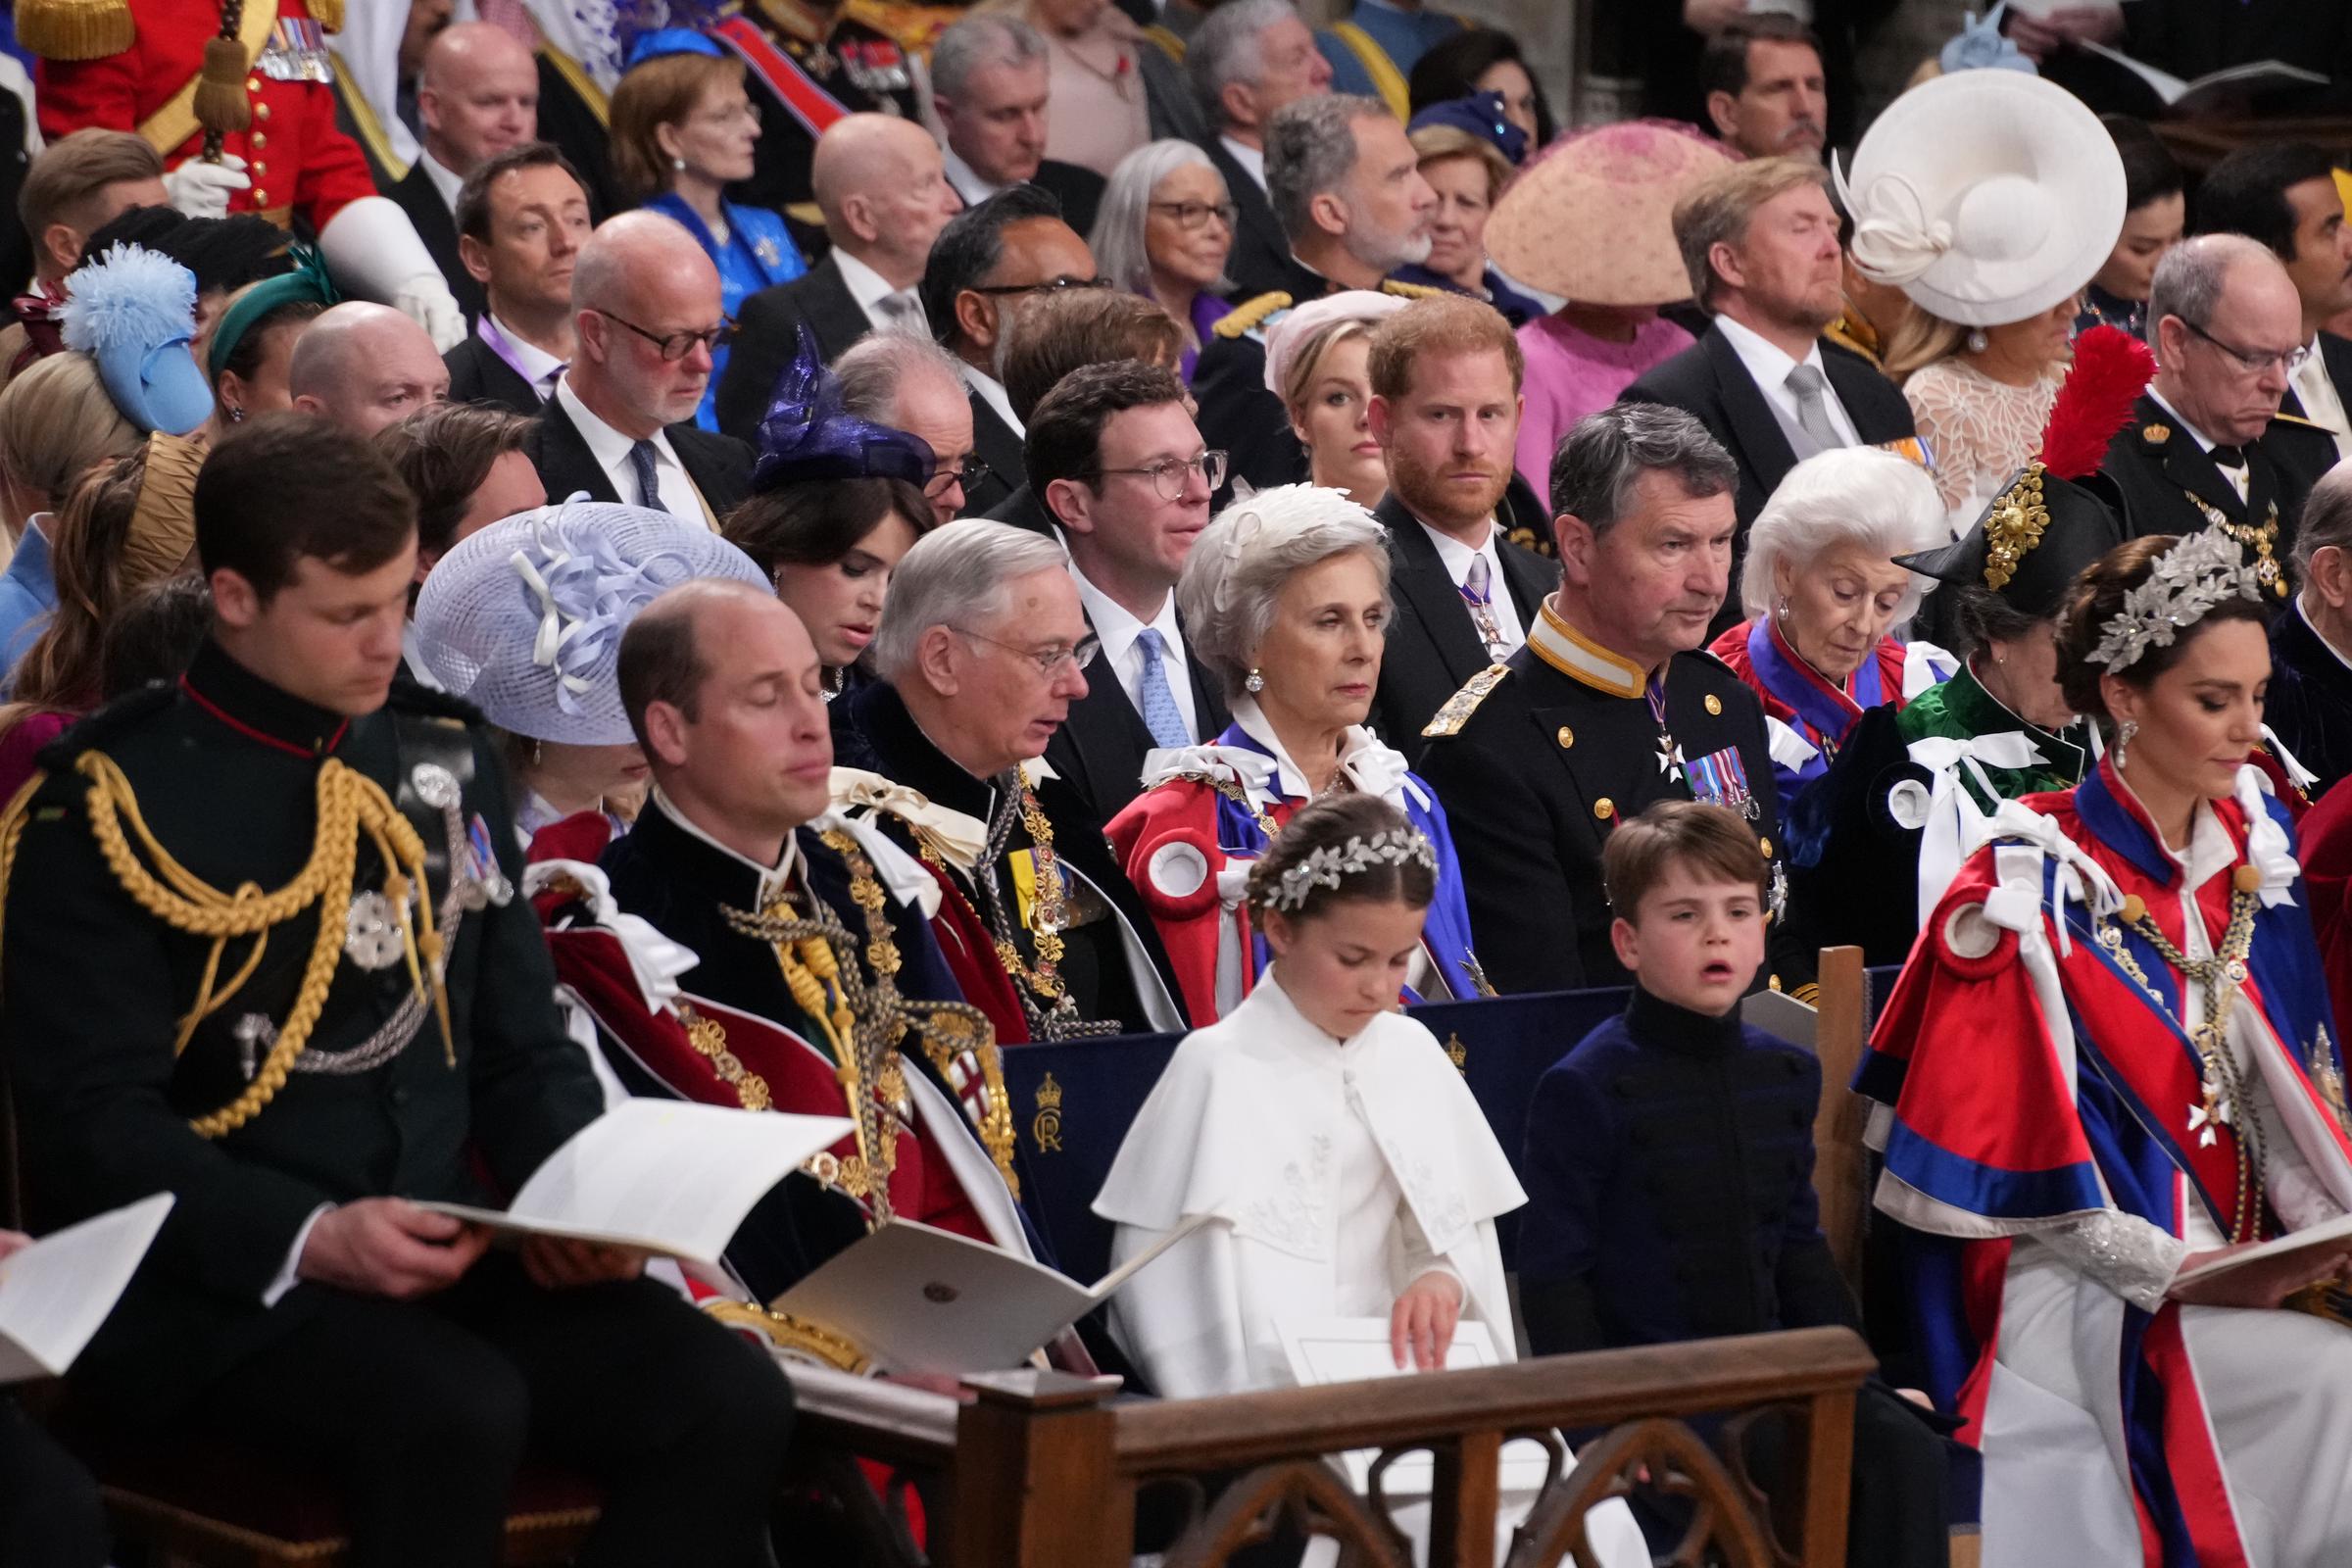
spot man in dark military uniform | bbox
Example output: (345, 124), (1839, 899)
(2101, 233), (2337, 596)
(1416, 404), (1804, 996)
(710, 0), (921, 214)
(0, 416), (792, 1566)
(1193, 91), (1441, 501)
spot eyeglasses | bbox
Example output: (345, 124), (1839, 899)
(1150, 199), (1238, 231)
(925, 453), (993, 499)
(953, 626), (1101, 676)
(967, 275), (1115, 298)
(596, 309), (731, 362)
(2180, 317), (2312, 376)
(1098, 450), (1228, 501)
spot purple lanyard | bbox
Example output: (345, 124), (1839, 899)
(476, 315), (561, 400)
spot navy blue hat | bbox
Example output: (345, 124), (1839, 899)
(752, 326), (935, 491)
(1407, 90), (1528, 167)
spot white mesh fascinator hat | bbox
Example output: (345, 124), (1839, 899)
(413, 501), (768, 746)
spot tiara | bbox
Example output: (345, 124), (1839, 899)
(1268, 828), (1439, 911)
(2085, 526), (2265, 675)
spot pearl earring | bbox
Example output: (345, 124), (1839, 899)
(1774, 594), (1789, 621)
(1966, 328), (1990, 354)
(672, 156), (686, 172)
(1246, 668), (1265, 693)
(2116, 718), (2137, 769)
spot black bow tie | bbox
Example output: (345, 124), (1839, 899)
(2211, 444), (2247, 470)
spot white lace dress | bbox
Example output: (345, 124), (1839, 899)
(1903, 358), (2061, 525)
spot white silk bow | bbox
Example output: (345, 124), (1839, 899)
(827, 767), (989, 872)
(1906, 730), (2046, 930)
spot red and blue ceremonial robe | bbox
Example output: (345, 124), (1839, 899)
(1710, 616), (1945, 814)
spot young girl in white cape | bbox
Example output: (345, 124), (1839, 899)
(1094, 794), (1646, 1567)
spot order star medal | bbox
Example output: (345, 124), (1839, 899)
(2188, 1075), (2232, 1148)
(1655, 730), (1685, 783)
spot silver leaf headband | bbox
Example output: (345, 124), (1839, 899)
(2084, 526), (2265, 675)
(1267, 828), (1439, 911)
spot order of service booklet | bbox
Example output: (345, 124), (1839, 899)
(0, 1192), (174, 1385)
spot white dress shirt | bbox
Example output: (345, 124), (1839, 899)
(1714, 314), (1862, 449)
(553, 376), (710, 525)
(418, 146), (466, 213)
(483, 312), (566, 402)
(1069, 559), (1201, 741)
(833, 245), (927, 337)
(1413, 516), (1526, 653)
(1218, 135), (1267, 194)
(942, 145), (1008, 209)
(960, 360), (1023, 439)
(2293, 335), (2352, 464)
(2147, 385), (2250, 503)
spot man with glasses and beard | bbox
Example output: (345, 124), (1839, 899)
(1361, 295), (1560, 749)
(524, 213), (755, 519)
(1193, 93), (1444, 501)
(2099, 234), (2339, 583)
(851, 520), (1188, 1041)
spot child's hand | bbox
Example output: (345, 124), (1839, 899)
(1390, 1270), (1464, 1371)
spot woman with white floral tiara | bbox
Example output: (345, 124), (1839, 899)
(1104, 484), (1484, 1022)
(1861, 527), (2352, 1567)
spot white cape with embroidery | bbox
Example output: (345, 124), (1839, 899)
(1092, 969), (1523, 1397)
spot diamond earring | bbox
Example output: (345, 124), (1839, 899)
(2116, 717), (2138, 769)
(1246, 668), (1265, 693)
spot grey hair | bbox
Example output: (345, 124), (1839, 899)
(1549, 404), (1738, 540)
(930, 13), (1047, 102)
(2148, 232), (2274, 358)
(1175, 483), (1393, 700)
(1736, 447), (1945, 623)
(2295, 462), (2352, 574)
(835, 328), (967, 424)
(1266, 93), (1387, 247)
(1188, 0), (1298, 127)
(1092, 139), (1234, 298)
(871, 519), (1067, 683)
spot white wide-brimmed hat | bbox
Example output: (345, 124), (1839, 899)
(1835, 71), (2126, 327)
(413, 500), (768, 746)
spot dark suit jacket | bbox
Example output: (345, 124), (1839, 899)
(983, 480), (1055, 537)
(1044, 605), (1230, 822)
(1618, 322), (1916, 592)
(1033, 159), (1107, 239)
(2098, 394), (2332, 582)
(444, 331), (541, 416)
(1201, 136), (1296, 305)
(965, 385), (1024, 515)
(715, 255), (878, 442)
(2270, 602), (2352, 801)
(1592, 0), (1897, 149)
(1370, 492), (1559, 756)
(388, 163), (486, 325)
(523, 391), (755, 517)
(535, 49), (624, 218)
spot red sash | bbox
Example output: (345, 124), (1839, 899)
(710, 16), (853, 139)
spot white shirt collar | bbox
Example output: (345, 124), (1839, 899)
(832, 246), (906, 314)
(941, 145), (1008, 208)
(2146, 384), (2223, 454)
(1227, 693), (1406, 803)
(1067, 556), (1179, 673)
(554, 374), (684, 494)
(1413, 514), (1496, 576)
(418, 147), (466, 212)
(651, 786), (803, 907)
(1218, 134), (1267, 193)
(960, 361), (1023, 438)
(484, 312), (566, 392)
(2299, 593), (2352, 674)
(1713, 312), (1824, 394)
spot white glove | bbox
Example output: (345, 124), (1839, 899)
(163, 155), (249, 220)
(316, 195), (469, 352)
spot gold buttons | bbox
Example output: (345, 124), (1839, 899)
(257, 102), (271, 121)
(251, 132), (267, 150)
(1554, 725), (1574, 749)
(252, 188), (268, 206)
(250, 160), (266, 176)
(247, 76), (262, 93)
(1759, 836), (1773, 858)
(1592, 797), (1615, 821)
(1704, 694), (1723, 715)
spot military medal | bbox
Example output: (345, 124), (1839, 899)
(1644, 673), (1683, 784)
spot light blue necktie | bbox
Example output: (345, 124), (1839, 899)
(1133, 628), (1191, 750)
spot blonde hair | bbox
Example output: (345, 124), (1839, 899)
(1880, 306), (1968, 383)
(609, 52), (747, 203)
(1278, 315), (1374, 418)
(0, 351), (141, 515)
(1407, 123), (1511, 206)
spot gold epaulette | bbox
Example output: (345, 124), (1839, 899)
(309, 0), (343, 31)
(1143, 22), (1185, 61)
(1421, 663), (1510, 739)
(2272, 412), (2332, 433)
(15, 0), (131, 61)
(1380, 278), (1445, 301)
(1212, 292), (1292, 340)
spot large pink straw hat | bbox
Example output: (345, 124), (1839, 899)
(1486, 121), (1736, 308)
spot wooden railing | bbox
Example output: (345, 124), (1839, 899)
(786, 1325), (1878, 1568)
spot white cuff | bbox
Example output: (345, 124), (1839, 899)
(264, 1202), (334, 1306)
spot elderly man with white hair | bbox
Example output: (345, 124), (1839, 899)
(1708, 445), (1953, 814)
(930, 14), (1108, 233)
(833, 331), (984, 525)
(847, 520), (1187, 1042)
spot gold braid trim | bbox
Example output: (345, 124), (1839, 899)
(764, 915), (898, 1223)
(73, 750), (450, 1139)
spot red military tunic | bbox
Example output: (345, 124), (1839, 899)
(35, 0), (378, 230)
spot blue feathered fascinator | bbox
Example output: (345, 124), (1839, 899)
(751, 326), (935, 492)
(57, 242), (214, 436)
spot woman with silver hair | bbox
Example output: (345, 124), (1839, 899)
(1105, 483), (1485, 1020)
(1710, 447), (1954, 813)
(413, 500), (769, 846)
(1091, 139), (1236, 383)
